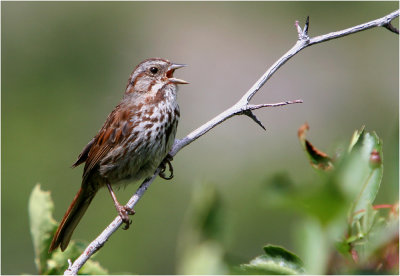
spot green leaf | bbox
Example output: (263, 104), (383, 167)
(263, 171), (347, 225)
(176, 183), (228, 274)
(339, 128), (383, 222)
(263, 245), (304, 266)
(46, 241), (86, 274)
(178, 241), (228, 275)
(345, 206), (397, 270)
(294, 219), (328, 274)
(190, 182), (226, 241)
(47, 240), (109, 275)
(345, 235), (359, 244)
(348, 126), (365, 152)
(336, 240), (351, 255)
(29, 184), (109, 275)
(361, 203), (378, 236)
(362, 216), (399, 261)
(239, 245), (305, 275)
(28, 184), (58, 274)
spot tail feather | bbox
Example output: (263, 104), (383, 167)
(49, 187), (96, 252)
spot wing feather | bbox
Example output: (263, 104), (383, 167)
(80, 104), (134, 183)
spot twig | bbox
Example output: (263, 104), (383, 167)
(353, 204), (398, 216)
(64, 9), (399, 275)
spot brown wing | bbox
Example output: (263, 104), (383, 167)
(79, 103), (134, 183)
(72, 138), (95, 168)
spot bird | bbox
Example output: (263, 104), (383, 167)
(49, 58), (188, 252)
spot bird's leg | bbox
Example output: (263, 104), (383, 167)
(106, 182), (135, 230)
(159, 154), (174, 180)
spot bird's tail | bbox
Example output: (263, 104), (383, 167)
(49, 187), (96, 252)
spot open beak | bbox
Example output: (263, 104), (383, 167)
(167, 63), (189, 84)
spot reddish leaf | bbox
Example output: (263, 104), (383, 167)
(298, 123), (333, 170)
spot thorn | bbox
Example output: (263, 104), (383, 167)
(295, 20), (302, 34)
(244, 110), (266, 131)
(304, 16), (310, 35)
(384, 22), (399, 34)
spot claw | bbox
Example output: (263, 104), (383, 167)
(159, 154), (174, 180)
(122, 219), (133, 230)
(117, 205), (135, 230)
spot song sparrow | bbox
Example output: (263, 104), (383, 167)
(49, 58), (188, 252)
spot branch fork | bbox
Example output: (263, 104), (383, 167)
(63, 9), (399, 275)
(296, 16), (310, 42)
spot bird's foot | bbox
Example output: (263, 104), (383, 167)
(159, 154), (174, 180)
(117, 205), (135, 230)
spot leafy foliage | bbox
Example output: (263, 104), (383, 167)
(239, 245), (305, 275)
(264, 124), (398, 274)
(29, 184), (58, 274)
(28, 184), (108, 275)
(29, 125), (397, 274)
(176, 183), (306, 275)
(176, 183), (229, 274)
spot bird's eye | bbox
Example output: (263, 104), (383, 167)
(149, 67), (158, 74)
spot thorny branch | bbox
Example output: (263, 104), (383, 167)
(64, 9), (399, 275)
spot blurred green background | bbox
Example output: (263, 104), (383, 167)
(2, 2), (398, 274)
